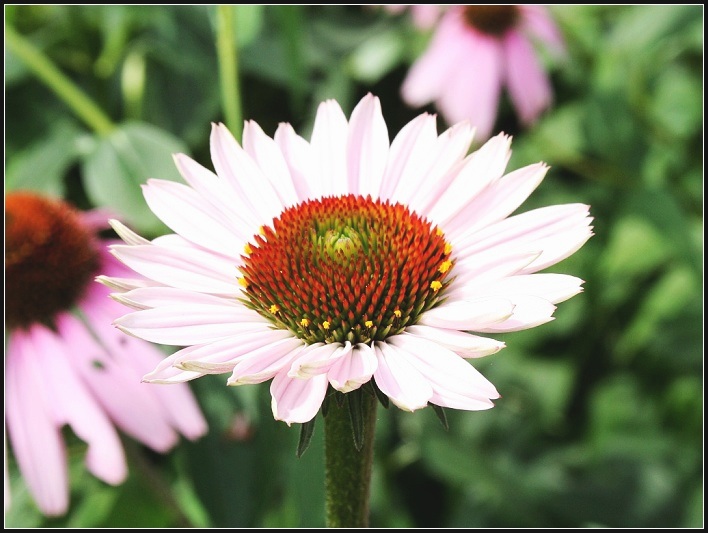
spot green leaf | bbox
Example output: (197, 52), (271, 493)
(80, 121), (188, 235)
(5, 119), (84, 195)
(346, 28), (405, 84)
(296, 418), (317, 458)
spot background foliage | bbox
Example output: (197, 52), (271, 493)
(4, 5), (703, 528)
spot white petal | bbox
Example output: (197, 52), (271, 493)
(446, 162), (549, 240)
(451, 250), (541, 288)
(142, 179), (244, 256)
(389, 335), (500, 405)
(418, 297), (515, 330)
(456, 203), (592, 259)
(402, 121), (476, 214)
(111, 286), (239, 311)
(475, 295), (557, 333)
(310, 99), (349, 195)
(288, 342), (351, 378)
(210, 123), (284, 222)
(274, 122), (315, 201)
(242, 120), (299, 208)
(173, 153), (261, 232)
(346, 93), (389, 197)
(114, 303), (269, 345)
(175, 329), (295, 374)
(228, 337), (306, 385)
(328, 343), (378, 393)
(108, 219), (150, 245)
(109, 243), (239, 295)
(271, 372), (329, 425)
(448, 273), (584, 305)
(426, 133), (512, 227)
(379, 113), (438, 201)
(373, 341), (433, 411)
(404, 325), (505, 358)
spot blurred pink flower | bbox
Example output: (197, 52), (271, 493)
(384, 4), (442, 29)
(401, 5), (565, 140)
(100, 93), (592, 426)
(4, 191), (208, 517)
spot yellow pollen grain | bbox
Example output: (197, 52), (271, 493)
(393, 309), (402, 318)
(444, 242), (452, 255)
(300, 318), (310, 328)
(438, 260), (452, 274)
(436, 227), (444, 237)
(244, 243), (252, 255)
(430, 280), (443, 292)
(259, 226), (266, 236)
(238, 277), (249, 288)
(365, 320), (374, 328)
(323, 321), (331, 330)
(269, 304), (280, 314)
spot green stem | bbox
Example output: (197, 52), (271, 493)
(5, 23), (115, 135)
(215, 5), (243, 142)
(324, 392), (377, 528)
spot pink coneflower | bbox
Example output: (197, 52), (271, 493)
(401, 5), (565, 140)
(101, 93), (592, 426)
(384, 4), (442, 29)
(4, 192), (208, 516)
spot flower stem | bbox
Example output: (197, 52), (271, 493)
(215, 5), (243, 142)
(5, 23), (115, 135)
(324, 391), (377, 528)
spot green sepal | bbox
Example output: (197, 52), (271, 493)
(296, 417), (317, 458)
(347, 389), (365, 452)
(430, 403), (449, 431)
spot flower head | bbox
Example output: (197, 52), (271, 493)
(4, 191), (207, 516)
(102, 94), (592, 427)
(401, 5), (565, 140)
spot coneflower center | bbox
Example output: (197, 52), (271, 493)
(5, 192), (100, 330)
(462, 5), (520, 36)
(239, 195), (454, 345)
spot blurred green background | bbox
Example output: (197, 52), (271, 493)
(4, 5), (703, 528)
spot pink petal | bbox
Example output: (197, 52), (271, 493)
(346, 93), (389, 197)
(6, 330), (69, 516)
(228, 337), (306, 385)
(270, 372), (329, 425)
(379, 113), (438, 201)
(402, 121), (476, 215)
(475, 295), (557, 333)
(242, 120), (299, 208)
(327, 343), (378, 393)
(114, 303), (269, 346)
(503, 30), (552, 125)
(520, 5), (565, 55)
(449, 273), (584, 305)
(111, 286), (240, 311)
(373, 341), (433, 411)
(389, 335), (499, 406)
(109, 242), (240, 295)
(310, 99), (349, 195)
(173, 153), (261, 230)
(447, 162), (549, 240)
(404, 325), (505, 358)
(426, 133), (512, 227)
(175, 329), (295, 374)
(79, 298), (208, 441)
(142, 179), (245, 255)
(401, 11), (467, 107)
(57, 314), (182, 453)
(210, 123), (284, 223)
(418, 297), (515, 331)
(288, 342), (351, 378)
(274, 122), (315, 201)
